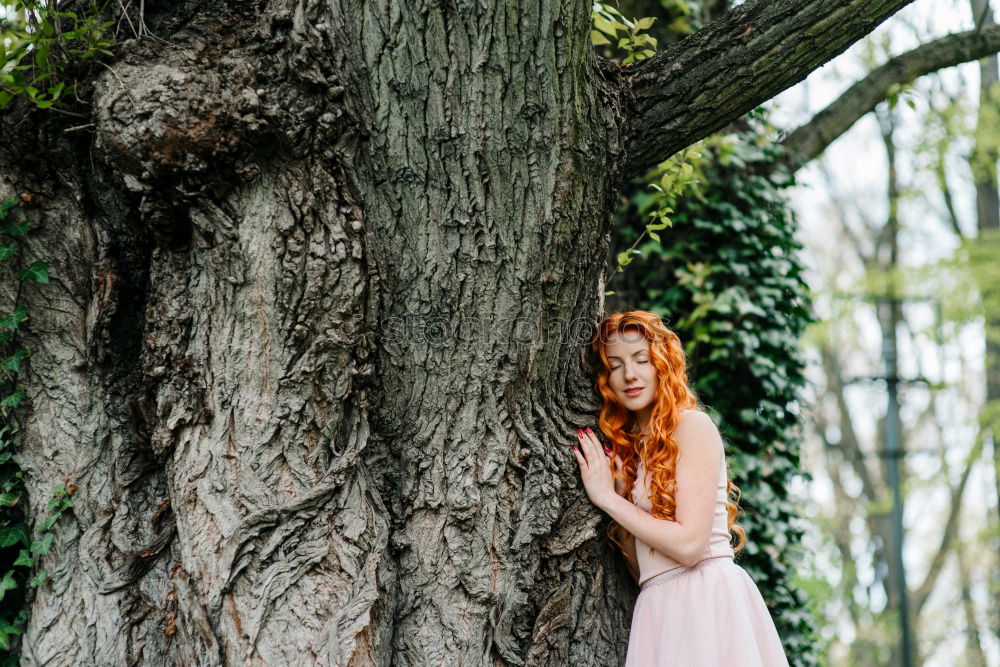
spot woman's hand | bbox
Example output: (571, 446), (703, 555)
(572, 427), (616, 509)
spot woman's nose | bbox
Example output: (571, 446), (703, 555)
(624, 364), (638, 381)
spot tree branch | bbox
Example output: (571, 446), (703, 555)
(782, 25), (1000, 170)
(621, 0), (917, 180)
(912, 434), (984, 615)
(820, 345), (879, 502)
(810, 414), (865, 630)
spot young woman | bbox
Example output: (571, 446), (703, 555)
(572, 311), (789, 666)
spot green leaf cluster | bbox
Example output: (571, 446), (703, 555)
(607, 107), (821, 664)
(0, 197), (61, 662)
(593, 6), (705, 293)
(591, 2), (658, 64)
(0, 1), (114, 111)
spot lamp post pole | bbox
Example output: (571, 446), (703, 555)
(880, 293), (913, 667)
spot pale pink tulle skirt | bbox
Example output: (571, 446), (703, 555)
(624, 556), (789, 667)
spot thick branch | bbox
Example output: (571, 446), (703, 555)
(782, 25), (1000, 169)
(622, 0), (916, 179)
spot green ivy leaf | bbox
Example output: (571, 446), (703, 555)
(2, 348), (27, 372)
(0, 242), (19, 260)
(0, 219), (28, 235)
(0, 615), (21, 635)
(19, 260), (49, 284)
(0, 388), (24, 409)
(0, 306), (28, 329)
(30, 532), (54, 554)
(36, 512), (59, 534)
(13, 549), (33, 567)
(0, 524), (28, 548)
(0, 570), (16, 602)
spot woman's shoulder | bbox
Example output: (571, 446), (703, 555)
(674, 409), (723, 454)
(677, 408), (714, 428)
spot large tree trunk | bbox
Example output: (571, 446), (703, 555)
(2, 0), (919, 664)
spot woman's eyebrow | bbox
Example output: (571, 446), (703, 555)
(606, 350), (647, 360)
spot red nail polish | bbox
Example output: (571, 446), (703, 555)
(587, 427), (593, 434)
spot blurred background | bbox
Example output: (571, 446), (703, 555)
(772, 4), (998, 664)
(597, 0), (1000, 664)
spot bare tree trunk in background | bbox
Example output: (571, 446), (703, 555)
(0, 0), (921, 664)
(958, 545), (989, 667)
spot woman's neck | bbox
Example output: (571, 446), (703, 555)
(634, 405), (652, 435)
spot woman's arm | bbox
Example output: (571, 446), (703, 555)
(596, 411), (722, 567)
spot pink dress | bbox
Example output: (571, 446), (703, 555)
(624, 454), (789, 666)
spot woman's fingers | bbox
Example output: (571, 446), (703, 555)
(583, 427), (604, 461)
(576, 429), (593, 466)
(573, 428), (610, 473)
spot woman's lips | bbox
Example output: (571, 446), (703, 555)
(624, 387), (643, 397)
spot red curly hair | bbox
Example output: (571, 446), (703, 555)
(588, 311), (746, 560)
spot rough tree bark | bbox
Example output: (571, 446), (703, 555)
(1, 0), (918, 664)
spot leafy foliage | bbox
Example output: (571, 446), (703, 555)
(591, 0), (696, 62)
(591, 2), (659, 64)
(0, 196), (66, 662)
(0, 0), (114, 110)
(607, 110), (821, 664)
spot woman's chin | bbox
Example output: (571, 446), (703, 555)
(621, 396), (648, 408)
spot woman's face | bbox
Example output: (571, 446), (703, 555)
(604, 329), (657, 420)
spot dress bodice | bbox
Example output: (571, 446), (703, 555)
(630, 451), (734, 586)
